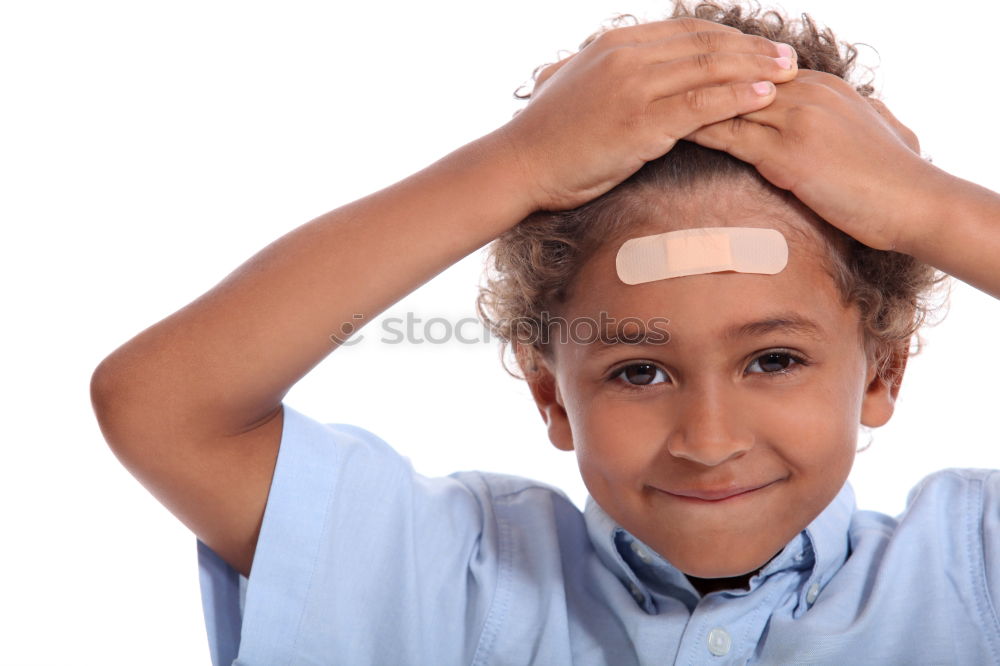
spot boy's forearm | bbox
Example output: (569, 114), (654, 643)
(900, 170), (1000, 302)
(92, 128), (538, 437)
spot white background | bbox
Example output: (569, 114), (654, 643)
(4, 0), (999, 663)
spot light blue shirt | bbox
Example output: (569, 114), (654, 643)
(197, 404), (1000, 664)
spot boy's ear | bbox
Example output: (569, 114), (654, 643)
(860, 339), (910, 428)
(518, 345), (574, 452)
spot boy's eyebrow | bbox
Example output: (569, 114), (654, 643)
(588, 311), (826, 354)
(724, 312), (826, 341)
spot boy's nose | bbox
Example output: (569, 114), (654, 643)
(665, 384), (754, 467)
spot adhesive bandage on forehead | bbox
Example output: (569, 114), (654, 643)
(615, 227), (788, 285)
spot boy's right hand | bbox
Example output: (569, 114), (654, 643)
(499, 18), (798, 212)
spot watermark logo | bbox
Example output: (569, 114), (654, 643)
(329, 312), (670, 347)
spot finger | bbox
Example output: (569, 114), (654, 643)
(543, 19), (759, 91)
(650, 80), (782, 146)
(536, 21), (797, 99)
(645, 51), (797, 100)
(636, 29), (796, 66)
(682, 116), (780, 166)
(586, 16), (742, 50)
(732, 77), (821, 128)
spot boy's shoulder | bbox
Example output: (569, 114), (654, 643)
(902, 467), (999, 508)
(303, 410), (582, 518)
(849, 467), (1000, 539)
(448, 468), (578, 506)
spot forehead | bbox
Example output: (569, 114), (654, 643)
(559, 188), (858, 344)
(621, 182), (831, 258)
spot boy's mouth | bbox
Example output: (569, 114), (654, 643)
(658, 479), (780, 502)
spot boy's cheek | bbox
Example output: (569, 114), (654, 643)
(575, 437), (643, 480)
(574, 415), (666, 471)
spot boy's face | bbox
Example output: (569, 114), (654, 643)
(527, 186), (905, 580)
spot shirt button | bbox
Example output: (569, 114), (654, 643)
(794, 552), (805, 562)
(707, 627), (732, 656)
(628, 581), (644, 603)
(806, 582), (821, 605)
(630, 541), (654, 564)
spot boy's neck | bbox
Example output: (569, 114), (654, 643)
(686, 571), (756, 596)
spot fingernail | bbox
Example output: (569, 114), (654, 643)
(776, 43), (796, 59)
(753, 81), (774, 96)
(775, 56), (793, 70)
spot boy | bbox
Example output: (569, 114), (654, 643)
(92, 6), (1000, 663)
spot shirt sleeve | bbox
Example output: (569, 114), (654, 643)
(196, 403), (501, 666)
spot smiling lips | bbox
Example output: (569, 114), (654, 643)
(661, 480), (778, 502)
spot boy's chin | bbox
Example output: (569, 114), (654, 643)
(669, 543), (786, 580)
(680, 561), (767, 581)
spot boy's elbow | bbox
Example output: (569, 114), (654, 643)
(90, 355), (140, 450)
(91, 359), (120, 437)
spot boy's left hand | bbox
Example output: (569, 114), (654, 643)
(685, 70), (944, 252)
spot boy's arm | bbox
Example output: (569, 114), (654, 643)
(90, 129), (536, 577)
(897, 174), (1000, 302)
(91, 18), (798, 577)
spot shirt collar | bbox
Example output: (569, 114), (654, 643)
(583, 480), (856, 615)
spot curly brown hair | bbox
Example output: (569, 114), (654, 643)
(476, 0), (951, 391)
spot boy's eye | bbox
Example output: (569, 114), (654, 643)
(614, 363), (667, 386)
(746, 351), (803, 375)
(610, 350), (806, 388)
